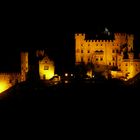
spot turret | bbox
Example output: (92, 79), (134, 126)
(128, 52), (134, 60)
(21, 52), (28, 81)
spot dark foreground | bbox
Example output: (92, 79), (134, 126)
(0, 78), (140, 101)
(0, 79), (140, 119)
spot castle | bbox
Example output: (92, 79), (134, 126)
(1, 30), (140, 93)
(0, 50), (55, 93)
(75, 30), (140, 80)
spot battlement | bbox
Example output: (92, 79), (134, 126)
(85, 39), (113, 43)
(114, 33), (134, 39)
(75, 33), (85, 37)
(115, 33), (127, 36)
(0, 72), (20, 76)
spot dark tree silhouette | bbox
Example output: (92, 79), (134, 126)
(27, 48), (45, 81)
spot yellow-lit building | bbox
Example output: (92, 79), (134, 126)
(39, 56), (55, 80)
(75, 31), (140, 80)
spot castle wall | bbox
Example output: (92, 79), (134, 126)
(75, 33), (122, 68)
(0, 73), (20, 93)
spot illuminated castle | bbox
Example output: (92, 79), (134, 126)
(0, 50), (55, 93)
(75, 29), (140, 80)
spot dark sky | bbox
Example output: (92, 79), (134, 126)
(0, 1), (140, 73)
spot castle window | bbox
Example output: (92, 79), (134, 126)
(88, 58), (90, 62)
(43, 75), (46, 80)
(96, 58), (98, 61)
(100, 57), (103, 61)
(81, 57), (83, 62)
(109, 62), (111, 65)
(112, 50), (115, 53)
(126, 63), (128, 66)
(44, 66), (49, 70)
(87, 50), (90, 53)
(81, 50), (83, 53)
(101, 44), (102, 46)
(77, 49), (80, 53)
(81, 44), (83, 46)
(113, 62), (114, 66)
(116, 49), (118, 53)
(112, 57), (115, 61)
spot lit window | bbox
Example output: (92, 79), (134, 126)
(96, 58), (98, 61)
(44, 66), (49, 70)
(77, 49), (80, 53)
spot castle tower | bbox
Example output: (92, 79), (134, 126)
(127, 34), (134, 52)
(21, 52), (28, 82)
(75, 33), (85, 64)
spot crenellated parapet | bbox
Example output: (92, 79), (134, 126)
(0, 72), (21, 78)
(75, 33), (85, 39)
(114, 33), (134, 40)
(85, 39), (113, 43)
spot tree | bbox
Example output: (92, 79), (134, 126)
(27, 49), (45, 81)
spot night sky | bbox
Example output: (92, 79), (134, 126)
(0, 1), (140, 73)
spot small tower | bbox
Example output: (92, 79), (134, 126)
(128, 52), (134, 60)
(21, 52), (28, 81)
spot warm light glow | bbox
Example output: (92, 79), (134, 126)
(43, 70), (54, 79)
(71, 74), (73, 76)
(128, 65), (135, 79)
(0, 81), (9, 93)
(65, 73), (68, 76)
(39, 56), (55, 80)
